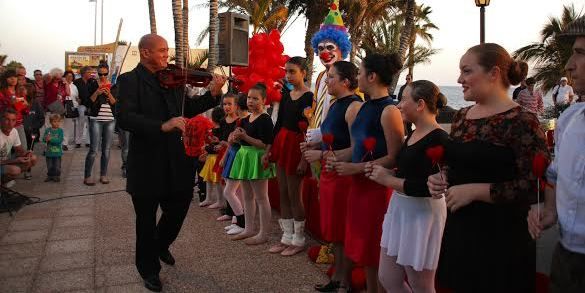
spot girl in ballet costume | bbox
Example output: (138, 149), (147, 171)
(229, 83), (276, 245)
(329, 53), (405, 293)
(268, 56), (314, 256)
(199, 107), (226, 208)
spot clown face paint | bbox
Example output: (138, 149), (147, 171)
(317, 41), (342, 67)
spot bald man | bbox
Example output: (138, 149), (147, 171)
(117, 34), (226, 292)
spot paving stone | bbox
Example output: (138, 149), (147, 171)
(13, 205), (56, 219)
(0, 230), (48, 244)
(57, 206), (94, 217)
(8, 218), (52, 231)
(0, 242), (45, 260)
(0, 257), (39, 277)
(32, 268), (93, 293)
(46, 238), (93, 255)
(49, 226), (94, 241)
(54, 215), (94, 228)
(0, 275), (33, 293)
(98, 283), (151, 293)
(95, 264), (141, 287)
(39, 251), (94, 272)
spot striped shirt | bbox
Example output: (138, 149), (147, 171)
(96, 103), (114, 121)
(517, 88), (544, 115)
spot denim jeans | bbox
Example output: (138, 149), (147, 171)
(84, 118), (115, 178)
(46, 157), (62, 177)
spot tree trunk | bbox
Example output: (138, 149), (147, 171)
(172, 0), (184, 68)
(303, 2), (328, 85)
(408, 38), (414, 77)
(388, 0), (415, 94)
(183, 0), (189, 67)
(208, 0), (219, 72)
(148, 0), (157, 34)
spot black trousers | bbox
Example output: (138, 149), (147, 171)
(550, 243), (585, 293)
(130, 191), (192, 278)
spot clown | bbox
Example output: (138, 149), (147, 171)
(307, 0), (352, 141)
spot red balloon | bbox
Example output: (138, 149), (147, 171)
(232, 66), (248, 75)
(269, 29), (281, 42)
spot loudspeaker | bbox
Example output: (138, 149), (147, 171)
(218, 12), (249, 67)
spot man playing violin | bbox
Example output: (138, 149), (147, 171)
(117, 34), (226, 292)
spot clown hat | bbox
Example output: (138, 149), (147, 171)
(322, 0), (345, 30)
(311, 0), (352, 59)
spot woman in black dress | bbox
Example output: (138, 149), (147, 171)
(428, 43), (550, 292)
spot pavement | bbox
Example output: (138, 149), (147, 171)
(0, 143), (328, 293)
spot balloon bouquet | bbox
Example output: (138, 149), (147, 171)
(232, 29), (289, 105)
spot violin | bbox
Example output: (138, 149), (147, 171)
(156, 64), (240, 89)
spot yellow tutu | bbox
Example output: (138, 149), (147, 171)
(199, 154), (220, 183)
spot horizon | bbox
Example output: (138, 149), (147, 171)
(1, 0), (583, 87)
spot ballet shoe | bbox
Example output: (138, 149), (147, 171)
(281, 244), (305, 256)
(268, 243), (288, 254)
(216, 215), (231, 221)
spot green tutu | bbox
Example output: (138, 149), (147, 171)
(229, 145), (275, 180)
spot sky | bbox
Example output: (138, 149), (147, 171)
(0, 0), (583, 86)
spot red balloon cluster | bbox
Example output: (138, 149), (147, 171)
(232, 29), (289, 104)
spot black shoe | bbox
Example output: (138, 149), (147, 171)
(142, 275), (162, 292)
(159, 250), (175, 266)
(85, 144), (90, 147)
(54, 176), (61, 182)
(75, 144), (81, 148)
(62, 145), (69, 151)
(314, 280), (340, 292)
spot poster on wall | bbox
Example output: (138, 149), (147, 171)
(64, 52), (109, 75)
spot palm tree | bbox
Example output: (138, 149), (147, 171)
(359, 15), (438, 71)
(148, 0), (157, 34)
(342, 0), (394, 63)
(208, 0), (219, 72)
(172, 0), (184, 68)
(222, 0), (290, 34)
(287, 0), (329, 83)
(513, 4), (581, 93)
(183, 0), (190, 67)
(407, 4), (438, 76)
(389, 0), (415, 93)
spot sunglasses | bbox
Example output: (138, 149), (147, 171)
(98, 72), (109, 76)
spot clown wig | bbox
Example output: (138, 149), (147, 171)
(311, 26), (352, 60)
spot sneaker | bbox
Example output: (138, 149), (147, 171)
(24, 172), (32, 180)
(4, 180), (16, 188)
(224, 224), (237, 231)
(226, 226), (244, 235)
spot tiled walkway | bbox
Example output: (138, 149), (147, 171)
(0, 146), (327, 292)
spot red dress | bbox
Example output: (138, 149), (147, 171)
(270, 91), (314, 175)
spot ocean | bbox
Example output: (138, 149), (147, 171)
(427, 86), (554, 110)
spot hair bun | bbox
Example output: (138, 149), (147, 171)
(384, 53), (403, 76)
(508, 61), (528, 86)
(436, 92), (447, 109)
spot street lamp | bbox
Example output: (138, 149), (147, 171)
(475, 0), (490, 44)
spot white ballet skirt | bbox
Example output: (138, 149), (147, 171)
(380, 190), (447, 271)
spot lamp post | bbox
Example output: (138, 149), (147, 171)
(475, 0), (490, 44)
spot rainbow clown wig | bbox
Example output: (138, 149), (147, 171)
(311, 0), (352, 59)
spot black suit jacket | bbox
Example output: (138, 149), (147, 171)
(117, 63), (219, 196)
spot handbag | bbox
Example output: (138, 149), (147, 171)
(47, 100), (65, 115)
(63, 100), (79, 118)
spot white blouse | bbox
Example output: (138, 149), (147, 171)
(66, 82), (80, 107)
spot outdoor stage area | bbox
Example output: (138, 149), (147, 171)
(0, 144), (327, 292)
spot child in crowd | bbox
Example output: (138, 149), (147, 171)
(43, 114), (64, 182)
(199, 107), (226, 208)
(230, 83), (275, 245)
(221, 93), (248, 234)
(329, 53), (405, 293)
(268, 56), (313, 256)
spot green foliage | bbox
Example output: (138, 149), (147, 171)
(5, 60), (23, 71)
(513, 4), (582, 93)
